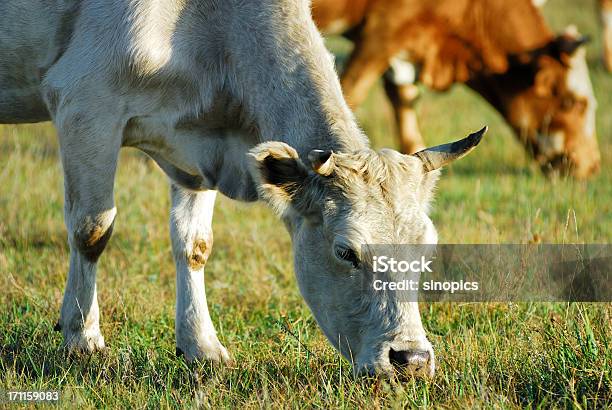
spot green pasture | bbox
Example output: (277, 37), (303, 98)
(0, 0), (610, 407)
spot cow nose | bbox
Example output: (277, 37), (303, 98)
(389, 348), (431, 375)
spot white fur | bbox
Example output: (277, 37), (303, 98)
(603, 9), (612, 28)
(566, 47), (597, 139)
(387, 53), (417, 86)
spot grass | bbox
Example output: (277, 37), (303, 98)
(0, 0), (611, 407)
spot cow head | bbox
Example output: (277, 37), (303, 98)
(248, 127), (486, 378)
(470, 29), (600, 178)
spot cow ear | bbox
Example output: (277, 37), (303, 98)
(520, 27), (589, 67)
(248, 142), (310, 215)
(556, 35), (589, 57)
(556, 26), (590, 56)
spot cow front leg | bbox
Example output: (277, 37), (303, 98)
(170, 185), (230, 363)
(54, 110), (121, 354)
(384, 61), (426, 154)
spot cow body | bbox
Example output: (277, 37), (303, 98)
(313, 0), (601, 178)
(1, 0), (488, 376)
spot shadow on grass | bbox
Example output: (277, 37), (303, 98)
(0, 230), (66, 250)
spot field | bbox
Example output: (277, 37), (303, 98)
(0, 0), (611, 408)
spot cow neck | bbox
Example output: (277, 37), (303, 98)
(225, 1), (369, 158)
(465, 0), (555, 114)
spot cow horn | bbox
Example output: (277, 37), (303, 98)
(308, 149), (335, 176)
(412, 126), (487, 172)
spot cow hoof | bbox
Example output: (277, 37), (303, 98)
(177, 340), (232, 365)
(62, 328), (106, 354)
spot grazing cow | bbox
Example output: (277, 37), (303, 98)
(0, 0), (485, 377)
(312, 0), (601, 178)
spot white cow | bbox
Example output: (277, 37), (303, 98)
(0, 0), (484, 377)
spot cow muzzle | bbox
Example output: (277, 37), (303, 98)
(536, 132), (601, 179)
(356, 338), (435, 379)
(388, 347), (435, 378)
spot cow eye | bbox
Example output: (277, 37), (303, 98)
(334, 245), (360, 269)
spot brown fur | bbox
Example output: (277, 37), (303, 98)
(74, 218), (115, 263)
(188, 238), (212, 271)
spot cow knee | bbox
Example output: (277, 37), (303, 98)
(187, 235), (213, 271)
(71, 208), (117, 262)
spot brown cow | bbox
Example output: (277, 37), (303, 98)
(313, 0), (601, 178)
